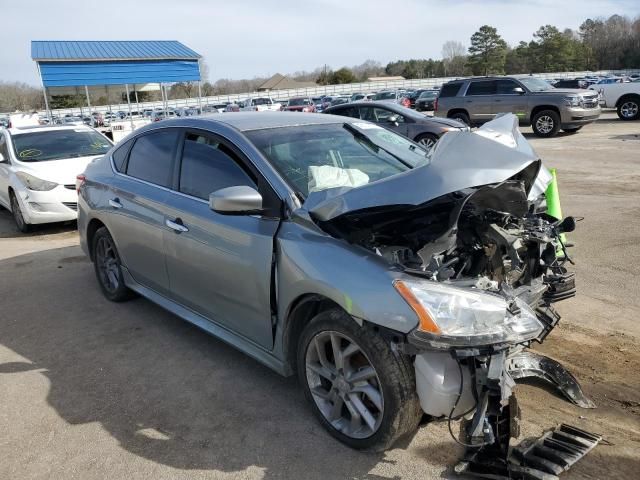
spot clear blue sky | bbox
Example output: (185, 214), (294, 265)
(1, 0), (637, 85)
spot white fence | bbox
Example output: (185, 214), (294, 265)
(45, 69), (640, 118)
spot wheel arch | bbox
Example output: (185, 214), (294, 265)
(530, 105), (560, 123)
(447, 108), (469, 118)
(282, 294), (351, 372)
(86, 218), (106, 261)
(615, 93), (640, 108)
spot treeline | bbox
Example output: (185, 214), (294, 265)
(2, 13), (638, 111)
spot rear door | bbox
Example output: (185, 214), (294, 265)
(464, 80), (497, 123)
(492, 79), (529, 121)
(162, 130), (281, 349)
(105, 129), (181, 295)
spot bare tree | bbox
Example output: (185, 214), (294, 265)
(441, 41), (467, 76)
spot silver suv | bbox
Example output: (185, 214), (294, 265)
(435, 76), (601, 137)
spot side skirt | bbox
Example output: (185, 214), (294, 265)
(121, 267), (289, 377)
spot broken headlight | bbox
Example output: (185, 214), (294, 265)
(394, 279), (543, 348)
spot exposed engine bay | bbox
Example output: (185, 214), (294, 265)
(305, 114), (598, 479)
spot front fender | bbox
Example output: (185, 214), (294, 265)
(275, 220), (419, 335)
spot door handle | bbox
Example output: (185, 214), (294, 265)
(109, 198), (123, 209)
(495, 99), (502, 102)
(165, 218), (189, 233)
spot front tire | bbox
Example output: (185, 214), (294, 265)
(92, 227), (135, 302)
(415, 133), (439, 151)
(617, 98), (640, 121)
(9, 191), (30, 233)
(532, 110), (561, 137)
(297, 309), (422, 451)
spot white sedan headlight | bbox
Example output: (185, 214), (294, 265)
(394, 279), (543, 347)
(15, 171), (58, 191)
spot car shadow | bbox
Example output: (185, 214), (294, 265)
(0, 208), (77, 239)
(0, 246), (431, 479)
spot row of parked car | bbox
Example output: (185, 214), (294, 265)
(551, 73), (640, 89)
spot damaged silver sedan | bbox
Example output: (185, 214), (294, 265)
(79, 112), (598, 477)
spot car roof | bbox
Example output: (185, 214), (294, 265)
(155, 112), (346, 132)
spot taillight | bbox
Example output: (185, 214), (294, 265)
(76, 174), (86, 194)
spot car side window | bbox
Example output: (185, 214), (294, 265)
(126, 129), (180, 188)
(111, 138), (134, 172)
(373, 108), (404, 123)
(335, 107), (359, 119)
(0, 133), (9, 163)
(179, 133), (256, 200)
(466, 81), (497, 96)
(496, 80), (521, 94)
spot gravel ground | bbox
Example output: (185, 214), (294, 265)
(0, 111), (638, 479)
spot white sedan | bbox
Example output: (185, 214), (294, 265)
(0, 125), (112, 232)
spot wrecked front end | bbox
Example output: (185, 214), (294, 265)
(307, 115), (598, 478)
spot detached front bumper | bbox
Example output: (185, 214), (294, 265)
(13, 183), (79, 224)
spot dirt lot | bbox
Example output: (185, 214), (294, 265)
(1, 112), (639, 479)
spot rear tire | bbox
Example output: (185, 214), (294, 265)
(449, 111), (470, 125)
(9, 191), (30, 233)
(296, 308), (422, 451)
(532, 110), (561, 137)
(562, 127), (582, 133)
(92, 227), (135, 302)
(617, 97), (640, 121)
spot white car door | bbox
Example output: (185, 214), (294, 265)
(0, 132), (12, 208)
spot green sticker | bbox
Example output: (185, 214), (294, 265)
(18, 149), (42, 158)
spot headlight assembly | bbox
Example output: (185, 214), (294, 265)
(394, 279), (543, 347)
(15, 171), (58, 191)
(564, 96), (581, 108)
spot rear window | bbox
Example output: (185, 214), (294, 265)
(439, 82), (463, 97)
(126, 129), (180, 187)
(11, 129), (112, 162)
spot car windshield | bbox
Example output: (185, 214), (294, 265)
(518, 77), (554, 92)
(12, 129), (111, 162)
(419, 91), (438, 99)
(253, 98), (273, 105)
(374, 91), (396, 100)
(288, 98), (308, 106)
(245, 122), (429, 198)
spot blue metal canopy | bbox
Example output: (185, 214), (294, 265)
(32, 41), (201, 87)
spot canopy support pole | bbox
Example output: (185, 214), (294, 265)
(85, 86), (92, 125)
(198, 81), (203, 112)
(125, 84), (134, 130)
(35, 62), (51, 122)
(134, 86), (140, 117)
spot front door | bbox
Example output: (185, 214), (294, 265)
(492, 79), (529, 122)
(162, 131), (280, 349)
(359, 106), (410, 137)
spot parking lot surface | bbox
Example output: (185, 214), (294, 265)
(1, 112), (639, 479)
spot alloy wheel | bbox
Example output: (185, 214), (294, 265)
(418, 136), (436, 150)
(305, 330), (384, 439)
(620, 101), (639, 119)
(95, 236), (120, 293)
(535, 115), (555, 134)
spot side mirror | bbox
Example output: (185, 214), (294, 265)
(387, 115), (399, 124)
(0, 152), (5, 163)
(209, 185), (263, 215)
(513, 87), (525, 94)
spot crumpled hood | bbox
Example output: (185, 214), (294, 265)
(306, 114), (552, 222)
